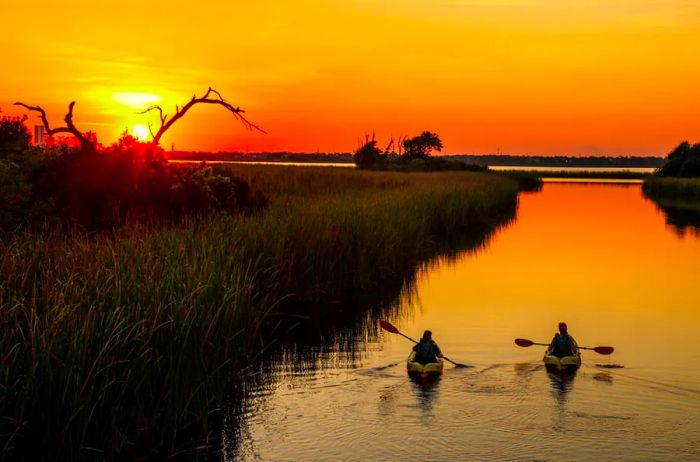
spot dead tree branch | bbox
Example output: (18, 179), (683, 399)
(138, 87), (266, 146)
(14, 101), (94, 150)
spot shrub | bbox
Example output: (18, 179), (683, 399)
(353, 139), (383, 168)
(0, 115), (31, 158)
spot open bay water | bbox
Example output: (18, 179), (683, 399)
(228, 182), (700, 461)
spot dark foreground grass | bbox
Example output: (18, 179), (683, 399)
(0, 167), (519, 460)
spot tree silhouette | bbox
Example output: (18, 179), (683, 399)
(657, 141), (700, 177)
(139, 87), (265, 146)
(402, 131), (443, 160)
(15, 87), (263, 149)
(13, 101), (97, 151)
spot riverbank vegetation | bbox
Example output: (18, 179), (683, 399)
(642, 176), (700, 233)
(641, 141), (700, 232)
(642, 177), (700, 204)
(353, 132), (481, 171)
(642, 141), (700, 208)
(1, 154), (520, 459)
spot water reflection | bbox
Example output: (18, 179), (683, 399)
(547, 370), (577, 402)
(593, 371), (615, 384)
(650, 201), (700, 235)
(410, 377), (441, 417)
(548, 370), (577, 433)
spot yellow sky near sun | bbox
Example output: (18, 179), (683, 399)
(2, 0), (700, 154)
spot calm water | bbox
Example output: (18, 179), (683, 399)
(489, 166), (656, 174)
(169, 160), (354, 168)
(169, 161), (655, 175)
(229, 183), (700, 461)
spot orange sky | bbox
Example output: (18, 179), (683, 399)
(2, 1), (700, 154)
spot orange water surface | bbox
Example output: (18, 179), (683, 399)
(232, 183), (700, 461)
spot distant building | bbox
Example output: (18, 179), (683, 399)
(34, 125), (45, 146)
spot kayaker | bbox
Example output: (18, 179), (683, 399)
(549, 322), (579, 358)
(412, 330), (443, 365)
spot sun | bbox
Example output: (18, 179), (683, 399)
(132, 124), (149, 141)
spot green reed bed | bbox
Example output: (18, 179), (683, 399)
(1, 167), (519, 460)
(1, 227), (275, 460)
(642, 176), (700, 207)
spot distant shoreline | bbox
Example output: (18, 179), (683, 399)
(166, 151), (664, 168)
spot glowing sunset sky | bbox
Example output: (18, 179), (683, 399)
(2, 1), (699, 154)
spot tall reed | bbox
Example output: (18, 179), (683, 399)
(642, 176), (700, 205)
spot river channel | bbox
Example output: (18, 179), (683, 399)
(228, 182), (700, 461)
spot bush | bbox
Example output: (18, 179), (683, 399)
(0, 116), (54, 228)
(0, 115), (31, 158)
(353, 139), (384, 169)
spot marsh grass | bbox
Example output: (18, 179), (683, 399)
(642, 176), (700, 205)
(1, 167), (519, 460)
(642, 176), (700, 234)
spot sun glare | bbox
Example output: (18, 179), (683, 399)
(113, 92), (161, 108)
(132, 124), (149, 141)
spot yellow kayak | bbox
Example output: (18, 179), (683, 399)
(543, 348), (581, 372)
(407, 351), (444, 380)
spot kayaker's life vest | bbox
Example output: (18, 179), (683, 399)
(413, 340), (442, 364)
(551, 333), (574, 358)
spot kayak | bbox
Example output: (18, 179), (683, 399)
(543, 348), (581, 373)
(407, 351), (444, 380)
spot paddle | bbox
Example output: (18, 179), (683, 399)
(514, 338), (614, 355)
(379, 320), (470, 368)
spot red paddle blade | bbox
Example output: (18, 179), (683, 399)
(514, 338), (535, 347)
(593, 346), (614, 355)
(379, 320), (400, 334)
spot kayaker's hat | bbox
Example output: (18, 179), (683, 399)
(558, 322), (568, 333)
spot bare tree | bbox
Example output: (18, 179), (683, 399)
(139, 87), (266, 146)
(13, 101), (95, 150)
(15, 87), (264, 150)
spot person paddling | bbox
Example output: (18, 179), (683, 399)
(412, 330), (443, 365)
(549, 322), (579, 358)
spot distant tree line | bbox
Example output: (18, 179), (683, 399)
(169, 151), (354, 163)
(450, 154), (665, 168)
